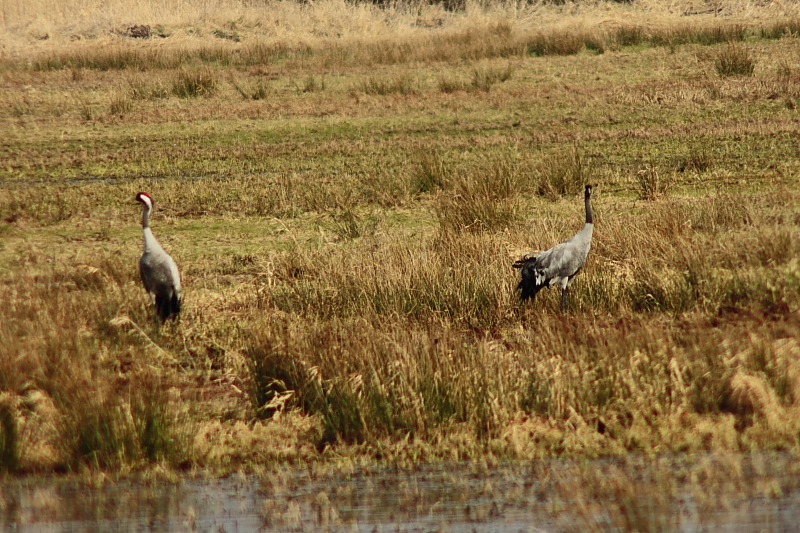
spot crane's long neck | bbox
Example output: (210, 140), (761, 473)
(141, 204), (157, 253)
(584, 192), (593, 225)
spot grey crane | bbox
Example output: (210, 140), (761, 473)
(133, 192), (182, 321)
(513, 184), (594, 311)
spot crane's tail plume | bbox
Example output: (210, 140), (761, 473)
(155, 289), (181, 321)
(171, 293), (181, 317)
(513, 257), (548, 302)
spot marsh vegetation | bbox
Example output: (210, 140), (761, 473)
(1, 0), (799, 489)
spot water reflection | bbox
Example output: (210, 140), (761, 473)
(2, 454), (800, 532)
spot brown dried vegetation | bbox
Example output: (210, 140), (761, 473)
(1, 0), (800, 478)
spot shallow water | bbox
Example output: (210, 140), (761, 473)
(3, 456), (800, 532)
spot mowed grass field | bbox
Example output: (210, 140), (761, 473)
(1, 0), (800, 482)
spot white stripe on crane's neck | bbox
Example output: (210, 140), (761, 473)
(138, 195), (162, 254)
(140, 195), (153, 229)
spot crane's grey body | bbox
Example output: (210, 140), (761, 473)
(135, 193), (181, 321)
(514, 185), (594, 310)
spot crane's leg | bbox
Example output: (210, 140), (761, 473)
(560, 287), (569, 312)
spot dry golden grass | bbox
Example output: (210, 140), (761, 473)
(1, 0), (800, 477)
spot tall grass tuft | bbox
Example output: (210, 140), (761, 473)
(677, 145), (712, 173)
(32, 47), (145, 71)
(614, 25), (648, 47)
(357, 74), (417, 96)
(525, 29), (586, 56)
(247, 328), (299, 421)
(637, 164), (670, 201)
(437, 75), (465, 94)
(231, 77), (270, 100)
(172, 69), (217, 98)
(534, 147), (587, 199)
(412, 149), (453, 194)
(650, 23), (748, 47)
(759, 18), (800, 40)
(52, 387), (137, 470)
(715, 44), (755, 77)
(302, 76), (325, 93)
(128, 78), (169, 100)
(109, 91), (133, 116)
(131, 379), (183, 463)
(320, 209), (381, 241)
(435, 156), (521, 234)
(470, 64), (513, 92)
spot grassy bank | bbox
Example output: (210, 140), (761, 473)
(1, 0), (800, 476)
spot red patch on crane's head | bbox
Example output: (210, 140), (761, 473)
(135, 192), (153, 207)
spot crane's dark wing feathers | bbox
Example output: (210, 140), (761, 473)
(514, 255), (548, 302)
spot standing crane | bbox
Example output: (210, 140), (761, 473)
(133, 192), (182, 321)
(513, 184), (594, 311)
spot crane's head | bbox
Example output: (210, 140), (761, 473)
(584, 184), (593, 198)
(132, 192), (154, 209)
